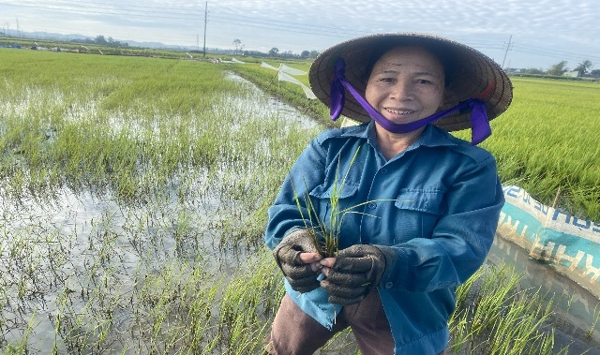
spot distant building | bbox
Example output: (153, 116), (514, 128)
(505, 68), (522, 73)
(563, 70), (581, 78)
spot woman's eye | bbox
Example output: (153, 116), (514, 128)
(379, 77), (394, 83)
(417, 79), (432, 85)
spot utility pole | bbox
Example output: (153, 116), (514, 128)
(501, 35), (513, 69)
(203, 1), (208, 58)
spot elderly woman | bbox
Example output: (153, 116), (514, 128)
(264, 33), (513, 355)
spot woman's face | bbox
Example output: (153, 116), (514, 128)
(365, 46), (445, 126)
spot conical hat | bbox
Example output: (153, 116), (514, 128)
(309, 33), (513, 131)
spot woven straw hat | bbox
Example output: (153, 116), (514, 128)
(309, 33), (513, 132)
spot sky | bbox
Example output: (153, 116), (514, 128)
(1, 0), (599, 70)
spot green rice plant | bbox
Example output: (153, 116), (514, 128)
(462, 77), (600, 221)
(448, 265), (572, 355)
(0, 48), (248, 200)
(215, 250), (284, 354)
(184, 279), (221, 354)
(0, 311), (36, 354)
(293, 146), (394, 257)
(292, 149), (358, 257)
(587, 305), (600, 339)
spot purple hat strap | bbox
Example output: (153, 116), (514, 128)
(330, 58), (492, 145)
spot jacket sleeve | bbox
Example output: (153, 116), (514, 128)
(264, 137), (328, 250)
(377, 155), (505, 292)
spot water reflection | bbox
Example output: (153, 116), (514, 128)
(487, 235), (600, 350)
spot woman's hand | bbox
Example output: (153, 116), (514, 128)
(319, 244), (386, 305)
(273, 229), (323, 293)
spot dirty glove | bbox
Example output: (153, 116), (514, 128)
(273, 229), (321, 293)
(321, 244), (386, 305)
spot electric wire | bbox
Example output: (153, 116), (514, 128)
(1, 0), (598, 66)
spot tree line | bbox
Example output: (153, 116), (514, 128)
(232, 38), (318, 59)
(70, 35), (129, 47)
(521, 59), (598, 76)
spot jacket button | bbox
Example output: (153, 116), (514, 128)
(385, 282), (393, 289)
(368, 203), (377, 209)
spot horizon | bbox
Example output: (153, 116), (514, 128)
(1, 0), (599, 70)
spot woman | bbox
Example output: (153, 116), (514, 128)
(264, 33), (513, 355)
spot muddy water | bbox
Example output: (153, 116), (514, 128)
(487, 236), (600, 352)
(225, 71), (318, 131)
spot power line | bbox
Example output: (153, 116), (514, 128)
(203, 1), (207, 57)
(512, 44), (600, 62)
(2, 0), (598, 64)
(1, 1), (201, 21)
(502, 35), (513, 69)
(209, 16), (369, 39)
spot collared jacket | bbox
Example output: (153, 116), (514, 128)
(265, 122), (505, 355)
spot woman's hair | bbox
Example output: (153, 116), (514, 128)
(361, 41), (459, 88)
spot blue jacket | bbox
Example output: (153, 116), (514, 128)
(265, 122), (505, 354)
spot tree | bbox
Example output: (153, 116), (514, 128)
(573, 60), (593, 74)
(591, 69), (600, 76)
(546, 60), (568, 76)
(232, 39), (244, 55)
(269, 47), (279, 57)
(95, 35), (107, 45)
(300, 50), (310, 59)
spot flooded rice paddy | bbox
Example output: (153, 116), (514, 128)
(0, 72), (322, 354)
(1, 67), (599, 354)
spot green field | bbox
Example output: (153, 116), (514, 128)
(1, 48), (599, 354)
(230, 61), (600, 222)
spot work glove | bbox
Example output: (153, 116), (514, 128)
(321, 244), (386, 305)
(273, 228), (321, 293)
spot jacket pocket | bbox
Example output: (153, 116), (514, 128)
(392, 189), (445, 242)
(309, 182), (359, 200)
(394, 189), (445, 214)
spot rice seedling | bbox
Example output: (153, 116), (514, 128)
(588, 305), (600, 339)
(292, 146), (395, 257)
(448, 265), (571, 354)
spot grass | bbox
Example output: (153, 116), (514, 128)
(462, 77), (600, 221)
(0, 47), (598, 354)
(448, 265), (568, 354)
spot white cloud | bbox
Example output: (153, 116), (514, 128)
(1, 0), (599, 68)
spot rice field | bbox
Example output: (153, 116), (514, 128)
(232, 60), (600, 223)
(1, 48), (599, 354)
